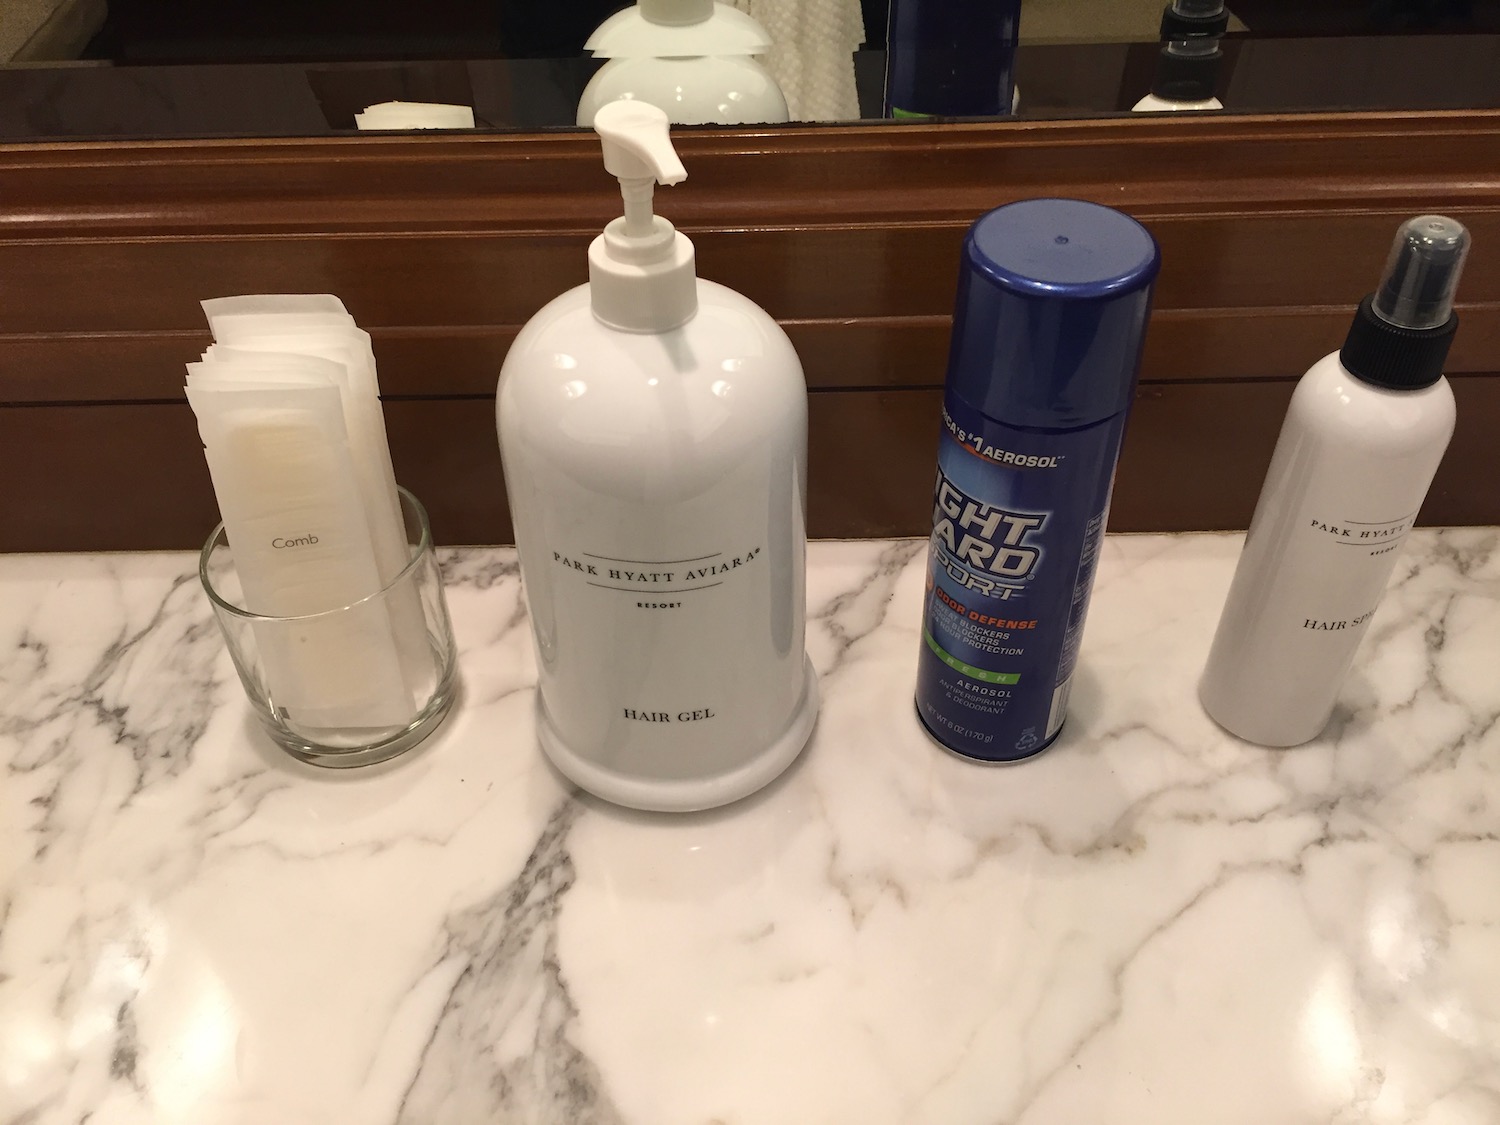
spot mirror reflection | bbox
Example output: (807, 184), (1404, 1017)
(1, 0), (1497, 140)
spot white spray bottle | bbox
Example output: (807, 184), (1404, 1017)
(1132, 0), (1227, 112)
(1199, 215), (1469, 746)
(497, 101), (818, 812)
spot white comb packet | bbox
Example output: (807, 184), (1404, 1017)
(188, 296), (431, 733)
(187, 377), (411, 728)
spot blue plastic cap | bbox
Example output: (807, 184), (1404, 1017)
(947, 198), (1161, 430)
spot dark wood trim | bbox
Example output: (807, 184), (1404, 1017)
(6, 215), (1500, 336)
(6, 109), (1500, 237)
(4, 306), (1500, 404)
(5, 374), (1495, 552)
(3, 109), (1499, 549)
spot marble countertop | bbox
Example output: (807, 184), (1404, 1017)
(2, 531), (1498, 1125)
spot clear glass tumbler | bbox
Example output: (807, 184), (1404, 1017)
(199, 487), (458, 768)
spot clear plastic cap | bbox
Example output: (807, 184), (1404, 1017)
(1372, 214), (1471, 330)
(1170, 0), (1223, 16)
(1159, 0), (1228, 53)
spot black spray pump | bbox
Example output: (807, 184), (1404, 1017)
(1341, 215), (1471, 390)
(1151, 0), (1228, 102)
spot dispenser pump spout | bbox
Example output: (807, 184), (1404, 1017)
(595, 101), (686, 242)
(638, 0), (715, 26)
(588, 101), (699, 332)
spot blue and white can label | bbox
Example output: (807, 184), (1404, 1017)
(915, 393), (1124, 762)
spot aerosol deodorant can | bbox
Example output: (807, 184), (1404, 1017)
(915, 198), (1160, 763)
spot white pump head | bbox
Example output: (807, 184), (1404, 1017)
(588, 101), (698, 333)
(640, 0), (713, 25)
(584, 0), (771, 59)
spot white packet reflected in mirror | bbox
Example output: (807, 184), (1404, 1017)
(355, 102), (475, 130)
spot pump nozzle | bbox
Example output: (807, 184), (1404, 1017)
(595, 100), (686, 184)
(595, 100), (686, 243)
(1373, 215), (1470, 331)
(588, 101), (699, 332)
(639, 0), (714, 26)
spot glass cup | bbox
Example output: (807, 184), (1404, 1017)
(199, 487), (458, 768)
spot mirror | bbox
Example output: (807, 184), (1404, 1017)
(1, 0), (1497, 141)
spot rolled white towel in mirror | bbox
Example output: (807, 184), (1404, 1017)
(727, 0), (865, 121)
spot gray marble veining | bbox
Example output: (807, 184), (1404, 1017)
(1, 531), (1497, 1124)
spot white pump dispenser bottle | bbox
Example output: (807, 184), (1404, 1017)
(1199, 215), (1469, 747)
(498, 101), (818, 812)
(577, 0), (789, 126)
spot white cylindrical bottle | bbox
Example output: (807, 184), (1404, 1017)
(1200, 215), (1470, 746)
(497, 101), (818, 812)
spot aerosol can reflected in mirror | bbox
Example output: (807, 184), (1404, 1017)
(883, 0), (1020, 119)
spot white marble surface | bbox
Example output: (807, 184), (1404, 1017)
(1, 530), (1498, 1125)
